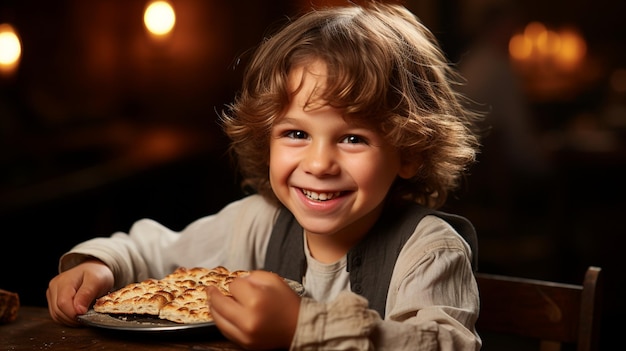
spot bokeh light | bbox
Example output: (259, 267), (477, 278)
(144, 1), (176, 36)
(0, 23), (22, 74)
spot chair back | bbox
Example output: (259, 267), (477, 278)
(476, 266), (603, 351)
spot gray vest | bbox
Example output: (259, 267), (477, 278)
(263, 202), (478, 317)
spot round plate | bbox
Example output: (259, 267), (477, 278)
(78, 309), (215, 332)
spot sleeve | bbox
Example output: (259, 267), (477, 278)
(292, 292), (439, 351)
(289, 216), (481, 351)
(57, 194), (279, 288)
(291, 292), (378, 350)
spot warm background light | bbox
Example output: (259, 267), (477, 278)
(507, 20), (595, 102)
(509, 21), (586, 68)
(0, 23), (21, 74)
(555, 29), (587, 69)
(144, 0), (176, 36)
(509, 34), (533, 60)
(523, 21), (546, 43)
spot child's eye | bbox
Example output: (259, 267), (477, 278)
(341, 135), (367, 144)
(285, 130), (308, 139)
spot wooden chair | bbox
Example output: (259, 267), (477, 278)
(475, 266), (603, 351)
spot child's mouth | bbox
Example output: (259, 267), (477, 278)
(301, 189), (342, 201)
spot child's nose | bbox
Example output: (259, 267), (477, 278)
(303, 142), (340, 176)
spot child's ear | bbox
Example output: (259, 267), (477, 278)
(398, 159), (420, 179)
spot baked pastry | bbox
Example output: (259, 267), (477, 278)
(93, 266), (247, 324)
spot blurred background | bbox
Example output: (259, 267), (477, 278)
(0, 0), (623, 348)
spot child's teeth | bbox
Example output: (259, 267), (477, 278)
(303, 190), (340, 201)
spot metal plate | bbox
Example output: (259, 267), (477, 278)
(78, 309), (216, 331)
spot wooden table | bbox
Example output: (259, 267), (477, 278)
(0, 306), (246, 350)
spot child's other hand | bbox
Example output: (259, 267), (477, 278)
(208, 270), (301, 350)
(46, 260), (114, 326)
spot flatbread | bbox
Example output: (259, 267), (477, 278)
(157, 284), (211, 324)
(93, 266), (247, 324)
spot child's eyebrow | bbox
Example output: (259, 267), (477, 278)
(272, 117), (298, 127)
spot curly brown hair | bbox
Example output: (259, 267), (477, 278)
(221, 2), (483, 209)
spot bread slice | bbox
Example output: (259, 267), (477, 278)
(93, 266), (247, 324)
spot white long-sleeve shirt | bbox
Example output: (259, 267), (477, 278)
(59, 194), (481, 350)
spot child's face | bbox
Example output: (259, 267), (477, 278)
(269, 60), (414, 240)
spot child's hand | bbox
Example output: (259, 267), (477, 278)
(46, 260), (114, 326)
(208, 270), (301, 350)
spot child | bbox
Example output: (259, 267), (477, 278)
(47, 2), (484, 350)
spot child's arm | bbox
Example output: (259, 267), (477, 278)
(46, 195), (280, 328)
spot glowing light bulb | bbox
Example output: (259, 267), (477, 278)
(0, 24), (22, 71)
(144, 1), (176, 36)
